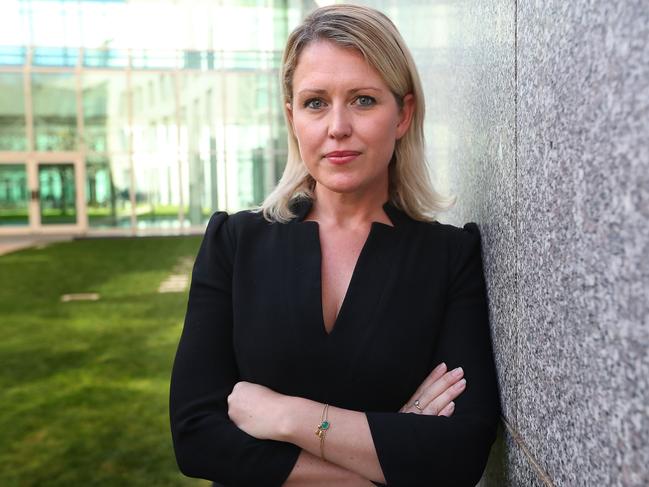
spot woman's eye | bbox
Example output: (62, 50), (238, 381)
(305, 98), (325, 109)
(356, 95), (376, 107)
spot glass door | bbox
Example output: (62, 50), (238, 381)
(0, 163), (30, 227)
(29, 154), (87, 233)
(37, 163), (77, 225)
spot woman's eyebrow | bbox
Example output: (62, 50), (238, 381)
(297, 88), (327, 96)
(296, 87), (383, 96)
(348, 87), (382, 94)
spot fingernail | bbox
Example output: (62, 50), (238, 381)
(452, 367), (463, 377)
(436, 362), (447, 372)
(455, 379), (466, 390)
(449, 402), (455, 409)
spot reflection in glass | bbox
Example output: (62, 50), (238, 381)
(251, 147), (265, 205)
(131, 49), (179, 69)
(32, 73), (78, 151)
(86, 154), (132, 228)
(33, 47), (79, 67)
(82, 73), (128, 153)
(177, 72), (234, 224)
(131, 72), (182, 228)
(222, 51), (275, 71)
(0, 73), (27, 151)
(235, 148), (267, 210)
(38, 163), (77, 225)
(0, 164), (29, 226)
(133, 152), (181, 229)
(181, 151), (216, 227)
(0, 46), (26, 66)
(83, 49), (129, 69)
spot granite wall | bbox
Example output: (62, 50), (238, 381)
(500, 2), (648, 485)
(356, 0), (648, 485)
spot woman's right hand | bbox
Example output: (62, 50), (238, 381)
(399, 362), (466, 417)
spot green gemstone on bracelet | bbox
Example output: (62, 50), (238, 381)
(321, 421), (330, 430)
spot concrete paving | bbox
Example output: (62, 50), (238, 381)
(0, 228), (205, 257)
(0, 235), (72, 256)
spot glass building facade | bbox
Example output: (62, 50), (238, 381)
(0, 0), (304, 234)
(0, 0), (461, 235)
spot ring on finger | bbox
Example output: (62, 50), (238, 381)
(413, 399), (423, 412)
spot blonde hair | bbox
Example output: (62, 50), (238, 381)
(260, 4), (454, 222)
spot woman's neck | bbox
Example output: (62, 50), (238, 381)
(307, 184), (392, 229)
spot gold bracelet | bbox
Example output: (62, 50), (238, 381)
(314, 403), (331, 461)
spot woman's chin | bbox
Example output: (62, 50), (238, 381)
(316, 179), (368, 196)
(314, 173), (386, 197)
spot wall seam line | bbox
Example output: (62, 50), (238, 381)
(502, 416), (556, 487)
(513, 0), (520, 429)
(511, 4), (554, 485)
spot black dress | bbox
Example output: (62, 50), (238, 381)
(169, 199), (501, 487)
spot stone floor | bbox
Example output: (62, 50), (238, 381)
(0, 235), (72, 256)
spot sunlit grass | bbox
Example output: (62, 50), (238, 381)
(0, 237), (211, 487)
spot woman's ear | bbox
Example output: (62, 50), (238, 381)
(285, 102), (294, 130)
(396, 93), (415, 140)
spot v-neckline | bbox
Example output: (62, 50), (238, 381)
(289, 197), (407, 340)
(310, 220), (379, 338)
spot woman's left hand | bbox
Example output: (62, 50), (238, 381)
(227, 381), (289, 440)
(399, 362), (465, 416)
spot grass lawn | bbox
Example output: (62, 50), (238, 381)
(0, 236), (211, 487)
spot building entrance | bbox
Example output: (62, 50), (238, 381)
(0, 153), (87, 235)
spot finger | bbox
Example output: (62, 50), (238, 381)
(416, 367), (464, 409)
(418, 362), (448, 391)
(404, 362), (447, 407)
(423, 378), (466, 415)
(438, 401), (455, 417)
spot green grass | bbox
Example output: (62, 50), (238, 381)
(0, 210), (29, 225)
(0, 237), (211, 487)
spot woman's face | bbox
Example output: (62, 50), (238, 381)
(286, 41), (413, 199)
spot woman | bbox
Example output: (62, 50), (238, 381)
(170, 4), (500, 487)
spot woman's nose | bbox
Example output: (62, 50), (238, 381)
(328, 106), (352, 139)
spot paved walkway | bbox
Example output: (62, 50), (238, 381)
(0, 229), (204, 256)
(0, 235), (72, 256)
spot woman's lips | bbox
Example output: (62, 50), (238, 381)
(324, 151), (361, 165)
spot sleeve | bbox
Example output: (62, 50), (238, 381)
(169, 212), (301, 486)
(365, 223), (501, 487)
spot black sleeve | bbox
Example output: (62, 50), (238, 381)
(365, 223), (501, 487)
(169, 212), (301, 486)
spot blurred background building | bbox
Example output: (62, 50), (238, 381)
(0, 0), (306, 235)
